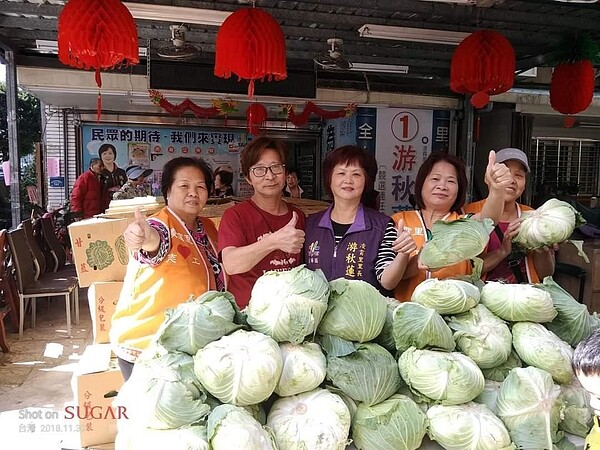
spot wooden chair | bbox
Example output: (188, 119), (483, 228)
(39, 216), (77, 277)
(7, 228), (80, 338)
(0, 230), (19, 352)
(21, 218), (78, 281)
(19, 219), (47, 281)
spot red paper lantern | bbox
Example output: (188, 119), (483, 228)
(246, 103), (268, 135)
(215, 7), (287, 98)
(450, 30), (515, 109)
(550, 60), (595, 125)
(58, 0), (139, 119)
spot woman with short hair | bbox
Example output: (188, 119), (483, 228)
(111, 156), (225, 381)
(218, 136), (306, 309)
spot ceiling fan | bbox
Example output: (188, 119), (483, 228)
(313, 38), (352, 70)
(157, 25), (202, 60)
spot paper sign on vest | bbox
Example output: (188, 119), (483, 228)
(68, 218), (130, 287)
(88, 282), (124, 344)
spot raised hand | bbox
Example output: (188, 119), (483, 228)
(392, 218), (417, 255)
(124, 208), (153, 251)
(274, 211), (305, 254)
(484, 150), (512, 192)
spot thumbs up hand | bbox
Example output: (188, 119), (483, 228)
(391, 218), (417, 255)
(124, 208), (155, 251)
(275, 211), (305, 254)
(485, 150), (512, 192)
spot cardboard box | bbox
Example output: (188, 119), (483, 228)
(69, 218), (130, 287)
(69, 344), (124, 448)
(556, 240), (600, 313)
(88, 282), (124, 344)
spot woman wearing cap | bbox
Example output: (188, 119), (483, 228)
(113, 165), (154, 200)
(463, 147), (555, 283)
(111, 157), (226, 381)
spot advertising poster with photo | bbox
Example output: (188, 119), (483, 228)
(81, 124), (249, 196)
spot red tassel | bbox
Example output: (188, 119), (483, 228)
(95, 69), (102, 88)
(97, 92), (102, 122)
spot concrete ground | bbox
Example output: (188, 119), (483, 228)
(0, 288), (111, 449)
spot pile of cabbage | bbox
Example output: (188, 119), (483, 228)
(113, 264), (599, 450)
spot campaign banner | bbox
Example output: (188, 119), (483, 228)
(375, 108), (434, 214)
(81, 124), (249, 196)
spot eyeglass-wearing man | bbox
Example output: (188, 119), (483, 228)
(218, 136), (306, 308)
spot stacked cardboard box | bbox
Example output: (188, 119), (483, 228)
(65, 344), (124, 448)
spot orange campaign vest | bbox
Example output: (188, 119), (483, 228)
(462, 200), (540, 284)
(391, 210), (472, 302)
(110, 207), (220, 353)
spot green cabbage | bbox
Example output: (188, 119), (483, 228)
(480, 281), (557, 323)
(481, 350), (522, 382)
(193, 330), (283, 406)
(447, 304), (512, 369)
(115, 350), (210, 429)
(419, 217), (494, 270)
(155, 291), (240, 355)
(496, 366), (564, 450)
(512, 322), (574, 384)
(514, 198), (585, 250)
(326, 342), (402, 406)
(398, 347), (484, 405)
(374, 297), (402, 352)
(247, 265), (330, 344)
(352, 394), (427, 450)
(536, 276), (595, 347)
(317, 278), (387, 343)
(411, 278), (480, 315)
(473, 379), (502, 414)
(267, 388), (351, 450)
(559, 380), (593, 438)
(392, 302), (455, 352)
(427, 402), (515, 450)
(207, 404), (277, 450)
(275, 342), (326, 397)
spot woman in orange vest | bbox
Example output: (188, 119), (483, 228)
(389, 150), (512, 301)
(110, 157), (225, 381)
(463, 148), (555, 284)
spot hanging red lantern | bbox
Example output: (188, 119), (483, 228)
(215, 7), (287, 98)
(58, 0), (139, 120)
(450, 30), (515, 109)
(550, 60), (595, 126)
(246, 103), (268, 135)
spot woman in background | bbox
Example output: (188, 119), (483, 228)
(284, 167), (304, 198)
(213, 169), (235, 198)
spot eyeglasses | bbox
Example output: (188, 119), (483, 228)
(250, 164), (285, 177)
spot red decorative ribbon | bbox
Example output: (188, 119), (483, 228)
(148, 90), (238, 118)
(282, 101), (356, 126)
